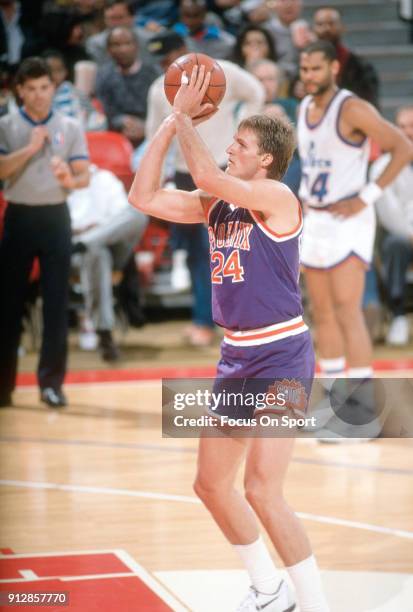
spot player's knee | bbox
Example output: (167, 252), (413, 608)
(311, 307), (335, 326)
(245, 479), (282, 514)
(193, 475), (223, 502)
(335, 302), (362, 328)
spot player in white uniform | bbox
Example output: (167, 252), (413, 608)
(297, 41), (412, 385)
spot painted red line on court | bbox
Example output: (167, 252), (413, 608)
(16, 366), (217, 386)
(15, 359), (413, 387)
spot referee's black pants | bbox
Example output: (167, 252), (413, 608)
(0, 203), (71, 401)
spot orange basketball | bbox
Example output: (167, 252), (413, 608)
(164, 52), (226, 113)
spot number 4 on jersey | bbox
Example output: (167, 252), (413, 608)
(211, 250), (245, 284)
(311, 171), (330, 202)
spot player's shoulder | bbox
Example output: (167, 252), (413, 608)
(339, 92), (374, 116)
(256, 178), (297, 205)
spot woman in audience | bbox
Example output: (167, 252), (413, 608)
(231, 23), (277, 69)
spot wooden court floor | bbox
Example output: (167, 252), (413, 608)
(1, 321), (413, 610)
(1, 379), (413, 610)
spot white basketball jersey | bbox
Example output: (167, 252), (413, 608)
(297, 89), (370, 208)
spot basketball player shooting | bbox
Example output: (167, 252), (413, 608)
(129, 63), (330, 612)
(298, 41), (413, 391)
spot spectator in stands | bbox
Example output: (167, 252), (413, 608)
(248, 57), (301, 194)
(0, 0), (25, 70)
(205, 0), (245, 35)
(0, 57), (90, 408)
(70, 164), (148, 361)
(73, 0), (105, 17)
(0, 62), (18, 117)
(44, 49), (107, 130)
(134, 0), (178, 29)
(312, 6), (380, 106)
(231, 23), (277, 69)
(173, 0), (236, 59)
(96, 25), (160, 146)
(40, 7), (92, 81)
(248, 57), (297, 122)
(370, 105), (413, 345)
(43, 49), (84, 122)
(71, 0), (105, 38)
(0, 0), (45, 71)
(290, 18), (314, 51)
(255, 0), (304, 80)
(86, 0), (156, 66)
(146, 30), (265, 346)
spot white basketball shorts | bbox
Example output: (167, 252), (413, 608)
(300, 203), (376, 269)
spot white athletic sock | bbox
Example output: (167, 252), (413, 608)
(347, 366), (373, 379)
(319, 357), (346, 391)
(287, 555), (330, 612)
(319, 357), (346, 376)
(234, 536), (281, 595)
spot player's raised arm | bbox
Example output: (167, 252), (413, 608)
(128, 114), (207, 224)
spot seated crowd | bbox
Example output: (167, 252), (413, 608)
(0, 0), (412, 407)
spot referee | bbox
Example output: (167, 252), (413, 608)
(0, 57), (90, 408)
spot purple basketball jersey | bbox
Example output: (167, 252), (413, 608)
(208, 199), (304, 331)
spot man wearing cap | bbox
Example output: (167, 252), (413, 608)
(0, 57), (90, 408)
(145, 30), (265, 346)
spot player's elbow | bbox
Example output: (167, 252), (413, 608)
(0, 161), (11, 180)
(128, 192), (150, 213)
(397, 134), (413, 164)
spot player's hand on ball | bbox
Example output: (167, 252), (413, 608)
(329, 196), (366, 218)
(192, 106), (219, 125)
(173, 65), (215, 119)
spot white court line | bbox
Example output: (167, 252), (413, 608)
(19, 570), (38, 580)
(115, 549), (189, 611)
(0, 479), (198, 504)
(1, 479), (412, 541)
(1, 572), (136, 584)
(0, 548), (125, 559)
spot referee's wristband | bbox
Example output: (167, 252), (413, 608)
(358, 182), (383, 207)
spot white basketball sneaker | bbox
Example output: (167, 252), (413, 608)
(386, 315), (409, 346)
(236, 580), (296, 611)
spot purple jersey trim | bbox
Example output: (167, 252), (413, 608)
(335, 96), (368, 149)
(250, 203), (303, 242)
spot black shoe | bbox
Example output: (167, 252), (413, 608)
(0, 394), (12, 408)
(71, 241), (87, 255)
(98, 330), (120, 362)
(40, 387), (67, 408)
